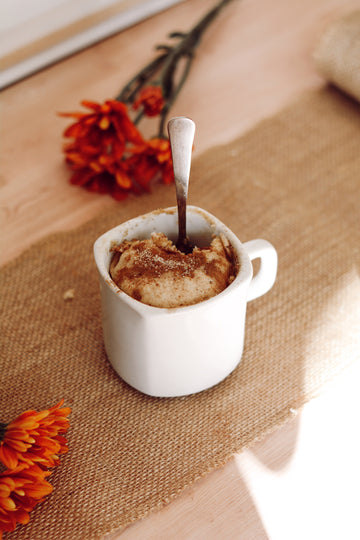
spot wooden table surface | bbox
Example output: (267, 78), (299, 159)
(2, 0), (359, 538)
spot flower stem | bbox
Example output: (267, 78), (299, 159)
(116, 53), (168, 102)
(116, 0), (234, 127)
(183, 0), (234, 48)
(158, 54), (193, 137)
(157, 0), (233, 133)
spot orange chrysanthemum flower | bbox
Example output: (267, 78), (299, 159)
(60, 99), (143, 145)
(60, 99), (174, 198)
(59, 99), (152, 198)
(0, 400), (71, 470)
(58, 0), (233, 200)
(0, 464), (53, 535)
(127, 138), (174, 190)
(133, 85), (165, 117)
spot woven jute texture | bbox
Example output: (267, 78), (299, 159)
(2, 87), (360, 539)
(314, 11), (360, 102)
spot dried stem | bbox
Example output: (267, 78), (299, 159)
(116, 0), (234, 131)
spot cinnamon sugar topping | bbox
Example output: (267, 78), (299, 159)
(109, 233), (238, 308)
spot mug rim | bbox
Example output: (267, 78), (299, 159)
(93, 205), (253, 315)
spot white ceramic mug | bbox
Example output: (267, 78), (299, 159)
(94, 206), (277, 397)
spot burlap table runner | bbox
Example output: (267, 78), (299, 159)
(2, 87), (360, 539)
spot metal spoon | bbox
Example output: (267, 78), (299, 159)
(167, 116), (196, 253)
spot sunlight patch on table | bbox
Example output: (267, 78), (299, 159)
(234, 357), (360, 540)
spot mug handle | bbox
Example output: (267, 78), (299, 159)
(243, 239), (278, 302)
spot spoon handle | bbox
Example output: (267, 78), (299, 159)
(168, 117), (195, 250)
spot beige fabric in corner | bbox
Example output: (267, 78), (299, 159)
(1, 87), (360, 539)
(314, 11), (360, 101)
